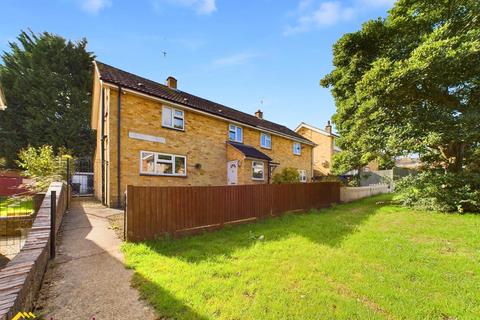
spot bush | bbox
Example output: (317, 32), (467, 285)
(394, 171), (480, 213)
(16, 145), (72, 191)
(272, 167), (300, 184)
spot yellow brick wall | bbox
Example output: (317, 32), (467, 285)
(99, 87), (313, 206)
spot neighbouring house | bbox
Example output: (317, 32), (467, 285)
(295, 122), (340, 177)
(395, 156), (421, 169)
(295, 121), (381, 178)
(91, 61), (315, 207)
(0, 85), (7, 111)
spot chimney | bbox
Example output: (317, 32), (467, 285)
(325, 120), (332, 134)
(166, 76), (177, 89)
(255, 109), (263, 119)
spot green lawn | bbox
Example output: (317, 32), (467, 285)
(0, 197), (33, 216)
(123, 194), (480, 319)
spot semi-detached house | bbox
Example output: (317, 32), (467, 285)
(91, 61), (315, 207)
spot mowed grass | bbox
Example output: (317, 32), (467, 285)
(123, 194), (480, 319)
(0, 197), (33, 217)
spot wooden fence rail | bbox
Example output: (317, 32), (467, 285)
(126, 182), (340, 241)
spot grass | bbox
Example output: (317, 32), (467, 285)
(123, 194), (480, 319)
(0, 197), (33, 216)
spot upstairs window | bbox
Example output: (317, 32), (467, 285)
(229, 124), (243, 143)
(293, 142), (301, 155)
(140, 151), (186, 176)
(162, 106), (184, 130)
(260, 133), (271, 149)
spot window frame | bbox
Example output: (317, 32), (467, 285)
(293, 142), (301, 155)
(298, 169), (307, 183)
(162, 106), (185, 131)
(252, 161), (265, 181)
(260, 132), (272, 149)
(229, 124), (243, 143)
(140, 151), (187, 177)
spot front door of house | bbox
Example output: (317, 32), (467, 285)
(227, 160), (238, 185)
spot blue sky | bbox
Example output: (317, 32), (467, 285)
(0, 0), (395, 131)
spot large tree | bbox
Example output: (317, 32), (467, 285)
(0, 31), (95, 166)
(321, 0), (480, 174)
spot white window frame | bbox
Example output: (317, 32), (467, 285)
(252, 161), (265, 181)
(260, 132), (271, 149)
(140, 151), (187, 176)
(229, 124), (243, 143)
(162, 106), (184, 130)
(298, 170), (307, 183)
(293, 142), (301, 155)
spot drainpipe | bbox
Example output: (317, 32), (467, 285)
(117, 86), (122, 208)
(100, 88), (105, 205)
(267, 160), (271, 184)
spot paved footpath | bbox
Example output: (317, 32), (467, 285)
(36, 198), (157, 320)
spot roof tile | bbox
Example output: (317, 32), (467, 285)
(95, 61), (312, 143)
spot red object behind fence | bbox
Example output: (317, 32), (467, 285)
(0, 176), (29, 196)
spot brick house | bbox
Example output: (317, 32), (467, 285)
(295, 122), (381, 178)
(91, 61), (315, 207)
(295, 122), (340, 177)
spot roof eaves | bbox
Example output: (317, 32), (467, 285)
(99, 76), (315, 145)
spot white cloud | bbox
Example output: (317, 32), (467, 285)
(284, 0), (396, 35)
(212, 53), (258, 68)
(81, 0), (111, 14)
(151, 0), (216, 15)
(284, 1), (354, 35)
(359, 0), (396, 7)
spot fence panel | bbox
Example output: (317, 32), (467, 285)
(126, 182), (340, 241)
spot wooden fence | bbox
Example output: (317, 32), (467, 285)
(126, 182), (340, 241)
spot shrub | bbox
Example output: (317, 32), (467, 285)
(272, 167), (300, 184)
(16, 145), (72, 191)
(394, 171), (480, 213)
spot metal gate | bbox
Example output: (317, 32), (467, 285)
(69, 158), (94, 196)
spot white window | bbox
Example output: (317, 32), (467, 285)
(229, 124), (243, 142)
(140, 151), (186, 176)
(162, 106), (184, 130)
(260, 133), (271, 149)
(298, 170), (307, 183)
(252, 161), (265, 180)
(293, 142), (301, 155)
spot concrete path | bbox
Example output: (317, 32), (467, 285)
(36, 198), (157, 320)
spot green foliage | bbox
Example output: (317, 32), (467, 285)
(272, 167), (300, 184)
(16, 145), (71, 191)
(394, 171), (480, 213)
(0, 30), (95, 167)
(314, 174), (344, 185)
(322, 0), (480, 174)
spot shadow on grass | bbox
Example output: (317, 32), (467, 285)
(131, 273), (210, 320)
(141, 194), (394, 263)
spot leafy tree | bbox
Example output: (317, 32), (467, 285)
(272, 167), (300, 184)
(321, 0), (480, 174)
(0, 30), (95, 167)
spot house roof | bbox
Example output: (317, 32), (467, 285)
(294, 122), (338, 138)
(95, 61), (313, 144)
(228, 141), (272, 161)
